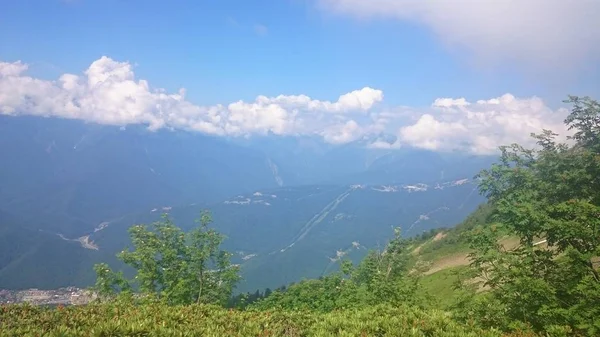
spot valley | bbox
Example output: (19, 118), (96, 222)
(0, 115), (489, 292)
(0, 178), (483, 292)
(80, 179), (483, 292)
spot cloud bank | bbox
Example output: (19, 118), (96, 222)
(317, 0), (600, 71)
(0, 57), (571, 154)
(397, 94), (570, 154)
(0, 56), (382, 140)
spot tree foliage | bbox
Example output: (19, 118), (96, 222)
(252, 228), (426, 312)
(94, 211), (240, 306)
(459, 96), (600, 335)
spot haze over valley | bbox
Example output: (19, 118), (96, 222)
(0, 115), (488, 290)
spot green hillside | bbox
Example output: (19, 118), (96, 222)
(240, 96), (600, 335)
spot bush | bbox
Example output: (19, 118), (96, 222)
(0, 302), (503, 337)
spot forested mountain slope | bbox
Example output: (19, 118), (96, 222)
(0, 116), (284, 237)
(0, 115), (492, 290)
(0, 177), (483, 291)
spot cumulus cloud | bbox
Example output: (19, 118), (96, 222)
(321, 120), (364, 144)
(400, 114), (467, 151)
(432, 98), (469, 108)
(396, 94), (571, 154)
(0, 61), (28, 77)
(0, 56), (572, 153)
(0, 56), (383, 140)
(317, 0), (600, 71)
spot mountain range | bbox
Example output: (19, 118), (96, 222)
(0, 115), (494, 291)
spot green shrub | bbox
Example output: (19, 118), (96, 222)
(0, 302), (502, 337)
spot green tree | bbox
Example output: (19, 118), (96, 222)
(93, 263), (131, 298)
(252, 227), (424, 312)
(94, 211), (240, 306)
(460, 96), (600, 335)
(349, 227), (423, 307)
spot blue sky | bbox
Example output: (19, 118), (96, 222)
(2, 0), (596, 106)
(1, 0), (599, 154)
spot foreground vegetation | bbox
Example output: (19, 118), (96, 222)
(0, 301), (506, 337)
(2, 96), (598, 336)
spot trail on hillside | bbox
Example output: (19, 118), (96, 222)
(278, 188), (353, 253)
(423, 253), (470, 275)
(412, 232), (447, 255)
(421, 236), (542, 275)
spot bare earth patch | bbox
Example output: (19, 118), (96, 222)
(433, 232), (447, 242)
(423, 253), (470, 275)
(419, 235), (534, 276)
(77, 235), (99, 250)
(412, 243), (425, 255)
(412, 231), (448, 255)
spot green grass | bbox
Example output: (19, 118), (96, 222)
(421, 266), (469, 309)
(418, 239), (470, 263)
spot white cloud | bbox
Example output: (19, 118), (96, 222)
(432, 97), (469, 108)
(244, 86), (383, 115)
(337, 87), (384, 111)
(0, 56), (573, 153)
(317, 0), (600, 71)
(321, 120), (363, 144)
(0, 56), (382, 140)
(0, 61), (28, 77)
(396, 94), (571, 154)
(400, 114), (467, 151)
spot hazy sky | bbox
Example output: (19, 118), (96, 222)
(1, 0), (599, 153)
